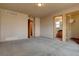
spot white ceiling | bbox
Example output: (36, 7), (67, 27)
(0, 3), (78, 18)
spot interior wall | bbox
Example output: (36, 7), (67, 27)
(0, 11), (1, 40)
(66, 14), (79, 39)
(40, 5), (79, 40)
(0, 9), (40, 41)
(71, 15), (79, 37)
(66, 16), (71, 40)
(40, 16), (53, 39)
(35, 17), (40, 37)
(0, 9), (29, 41)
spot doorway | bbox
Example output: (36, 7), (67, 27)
(66, 11), (79, 43)
(28, 19), (33, 38)
(53, 16), (63, 41)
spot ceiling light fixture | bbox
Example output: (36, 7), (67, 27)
(37, 3), (42, 7)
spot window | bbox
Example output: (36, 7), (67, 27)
(55, 16), (62, 29)
(55, 21), (60, 28)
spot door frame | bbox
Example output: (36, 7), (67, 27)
(53, 15), (63, 40)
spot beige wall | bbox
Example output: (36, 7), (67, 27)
(66, 14), (79, 39)
(0, 9), (29, 41)
(0, 9), (40, 42)
(40, 16), (53, 39)
(71, 15), (79, 37)
(0, 11), (1, 40)
(66, 16), (71, 40)
(40, 5), (79, 40)
(35, 17), (40, 37)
